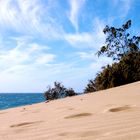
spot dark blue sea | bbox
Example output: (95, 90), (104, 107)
(0, 93), (45, 110)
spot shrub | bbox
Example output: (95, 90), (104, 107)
(86, 20), (140, 92)
(84, 80), (96, 93)
(44, 82), (77, 100)
(85, 52), (140, 92)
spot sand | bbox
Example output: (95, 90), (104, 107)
(0, 81), (140, 140)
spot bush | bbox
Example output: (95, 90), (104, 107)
(84, 80), (96, 93)
(85, 52), (140, 92)
(44, 82), (77, 100)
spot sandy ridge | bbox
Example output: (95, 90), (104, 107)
(0, 81), (140, 140)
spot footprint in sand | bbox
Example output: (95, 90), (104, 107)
(68, 107), (74, 110)
(59, 130), (103, 138)
(10, 121), (42, 128)
(65, 113), (92, 119)
(108, 105), (134, 112)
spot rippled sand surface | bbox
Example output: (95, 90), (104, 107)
(0, 81), (140, 140)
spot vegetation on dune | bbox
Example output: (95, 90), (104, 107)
(44, 20), (140, 99)
(97, 20), (140, 61)
(86, 52), (140, 91)
(85, 20), (140, 93)
(84, 80), (97, 93)
(44, 82), (77, 100)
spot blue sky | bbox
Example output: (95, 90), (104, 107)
(0, 0), (140, 93)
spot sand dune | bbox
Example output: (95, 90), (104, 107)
(0, 81), (140, 140)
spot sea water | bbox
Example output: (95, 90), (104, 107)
(0, 93), (45, 110)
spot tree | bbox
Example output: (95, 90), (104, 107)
(44, 82), (77, 100)
(84, 80), (96, 93)
(85, 20), (140, 92)
(97, 20), (140, 60)
(66, 88), (77, 97)
(86, 51), (140, 91)
(118, 51), (140, 83)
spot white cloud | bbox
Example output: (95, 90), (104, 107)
(0, 0), (40, 31)
(0, 36), (55, 73)
(122, 0), (132, 18)
(35, 55), (55, 65)
(68, 0), (86, 31)
(77, 51), (112, 71)
(0, 0), (132, 93)
(90, 56), (112, 70)
(112, 0), (133, 18)
(77, 51), (95, 59)
(0, 36), (58, 92)
(65, 32), (93, 48)
(0, 57), (86, 92)
(0, 0), (64, 39)
(65, 17), (105, 49)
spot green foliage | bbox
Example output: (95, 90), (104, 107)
(65, 88), (76, 97)
(97, 20), (140, 60)
(44, 82), (77, 100)
(85, 52), (140, 92)
(84, 80), (96, 93)
(85, 20), (140, 93)
(118, 51), (140, 83)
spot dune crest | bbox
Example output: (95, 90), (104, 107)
(0, 81), (140, 140)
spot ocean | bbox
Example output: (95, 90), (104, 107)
(0, 93), (45, 110)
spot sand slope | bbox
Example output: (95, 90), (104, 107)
(0, 81), (140, 140)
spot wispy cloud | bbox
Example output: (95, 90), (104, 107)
(0, 36), (55, 72)
(0, 35), (57, 92)
(0, 0), (138, 92)
(77, 51), (95, 60)
(112, 0), (133, 18)
(0, 0), (64, 39)
(65, 17), (105, 49)
(121, 0), (132, 18)
(68, 0), (86, 31)
(65, 32), (93, 48)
